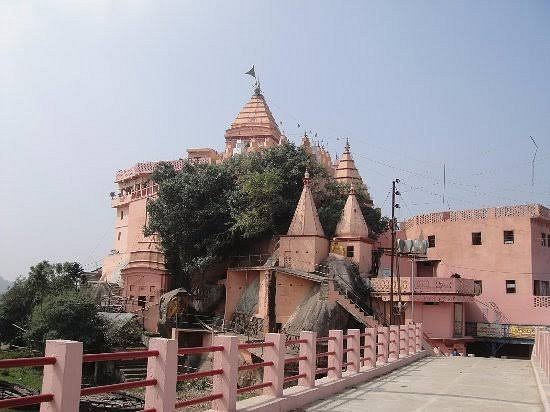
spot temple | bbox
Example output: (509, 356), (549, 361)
(98, 82), (549, 358)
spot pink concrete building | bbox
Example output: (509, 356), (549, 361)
(400, 205), (550, 328)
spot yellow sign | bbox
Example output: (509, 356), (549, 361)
(507, 325), (535, 339)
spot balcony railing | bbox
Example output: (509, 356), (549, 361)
(370, 277), (479, 295)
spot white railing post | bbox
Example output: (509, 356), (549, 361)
(363, 327), (377, 369)
(40, 340), (83, 412)
(389, 325), (399, 362)
(263, 333), (285, 398)
(212, 335), (239, 412)
(347, 329), (360, 373)
(299, 331), (317, 388)
(399, 325), (408, 358)
(377, 326), (389, 366)
(328, 330), (343, 380)
(144, 337), (177, 412)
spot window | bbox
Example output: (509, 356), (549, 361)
(506, 280), (516, 294)
(117, 232), (121, 241)
(474, 280), (482, 294)
(535, 280), (550, 296)
(472, 232), (482, 245)
(120, 210), (124, 220)
(534, 280), (541, 296)
(150, 286), (155, 292)
(346, 245), (354, 258)
(138, 296), (147, 307)
(503, 230), (514, 244)
(149, 296), (155, 302)
(428, 235), (436, 248)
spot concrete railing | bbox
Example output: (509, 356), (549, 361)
(0, 323), (426, 411)
(533, 329), (550, 380)
(370, 277), (478, 295)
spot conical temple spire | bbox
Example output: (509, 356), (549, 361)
(335, 138), (362, 184)
(335, 184), (369, 238)
(287, 171), (325, 237)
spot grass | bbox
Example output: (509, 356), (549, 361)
(0, 349), (43, 392)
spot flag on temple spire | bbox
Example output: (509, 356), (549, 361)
(245, 65), (256, 78)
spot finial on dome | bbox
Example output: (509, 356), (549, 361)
(303, 169), (310, 185)
(349, 183), (356, 195)
(344, 137), (350, 153)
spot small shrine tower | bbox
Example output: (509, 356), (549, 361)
(332, 184), (373, 274)
(279, 171), (329, 272)
(334, 139), (363, 185)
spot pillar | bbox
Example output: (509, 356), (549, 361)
(415, 323), (422, 352)
(347, 329), (360, 373)
(363, 327), (376, 369)
(328, 330), (343, 380)
(263, 333), (285, 397)
(144, 338), (177, 412)
(212, 335), (239, 412)
(408, 324), (415, 355)
(388, 325), (399, 361)
(399, 325), (408, 358)
(40, 340), (83, 412)
(298, 331), (317, 388)
(377, 326), (389, 366)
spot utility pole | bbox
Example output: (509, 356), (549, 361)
(390, 179), (400, 325)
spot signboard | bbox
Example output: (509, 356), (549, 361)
(507, 325), (536, 339)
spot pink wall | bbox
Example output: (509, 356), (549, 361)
(402, 206), (550, 325)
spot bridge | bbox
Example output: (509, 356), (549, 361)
(0, 324), (548, 411)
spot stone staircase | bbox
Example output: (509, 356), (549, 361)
(331, 284), (378, 328)
(116, 358), (148, 382)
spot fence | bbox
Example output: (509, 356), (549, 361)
(0, 323), (424, 411)
(533, 329), (550, 380)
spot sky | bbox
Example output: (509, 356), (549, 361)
(1, 1), (549, 281)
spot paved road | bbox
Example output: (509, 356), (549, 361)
(305, 356), (543, 411)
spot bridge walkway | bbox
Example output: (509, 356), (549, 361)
(305, 356), (542, 411)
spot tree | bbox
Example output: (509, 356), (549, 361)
(145, 162), (235, 289)
(0, 261), (87, 345)
(25, 290), (106, 351)
(145, 143), (387, 288)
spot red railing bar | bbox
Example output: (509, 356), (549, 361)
(177, 369), (223, 382)
(315, 367), (336, 374)
(0, 357), (56, 368)
(0, 394), (54, 408)
(344, 361), (354, 366)
(316, 351), (335, 358)
(316, 336), (336, 342)
(283, 373), (306, 383)
(82, 350), (159, 363)
(175, 393), (223, 408)
(360, 344), (373, 349)
(343, 348), (354, 353)
(80, 378), (157, 396)
(343, 334), (353, 339)
(360, 333), (368, 337)
(284, 355), (307, 364)
(238, 361), (274, 371)
(178, 345), (224, 355)
(360, 357), (372, 362)
(237, 381), (272, 394)
(238, 342), (275, 350)
(285, 338), (308, 346)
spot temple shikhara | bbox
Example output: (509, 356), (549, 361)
(98, 82), (550, 358)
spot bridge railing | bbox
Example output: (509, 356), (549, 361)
(533, 329), (550, 380)
(0, 323), (424, 411)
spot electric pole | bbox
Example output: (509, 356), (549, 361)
(390, 179), (400, 325)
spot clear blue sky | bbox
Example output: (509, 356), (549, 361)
(1, 1), (549, 280)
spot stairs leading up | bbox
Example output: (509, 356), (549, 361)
(331, 286), (378, 328)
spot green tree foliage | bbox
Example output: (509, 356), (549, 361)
(0, 261), (112, 351)
(146, 143), (387, 287)
(25, 291), (106, 352)
(0, 261), (84, 345)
